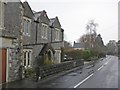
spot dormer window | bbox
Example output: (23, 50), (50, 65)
(41, 23), (48, 39)
(55, 28), (60, 41)
(23, 17), (31, 36)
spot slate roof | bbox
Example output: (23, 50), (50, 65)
(22, 1), (34, 18)
(33, 10), (50, 24)
(50, 18), (56, 26)
(73, 42), (85, 49)
(32, 10), (36, 13)
(50, 18), (64, 33)
(34, 11), (42, 21)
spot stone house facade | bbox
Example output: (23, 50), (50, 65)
(1, 0), (23, 84)
(33, 11), (64, 64)
(1, 0), (64, 83)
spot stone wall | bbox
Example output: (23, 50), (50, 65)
(7, 47), (20, 82)
(39, 59), (84, 79)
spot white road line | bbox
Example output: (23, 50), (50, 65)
(73, 58), (110, 88)
(97, 65), (104, 71)
(105, 60), (110, 65)
(73, 73), (94, 88)
(105, 62), (108, 65)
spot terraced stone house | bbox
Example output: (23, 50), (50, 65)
(0, 0), (64, 84)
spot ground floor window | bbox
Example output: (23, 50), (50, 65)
(23, 49), (32, 68)
(24, 52), (26, 66)
(55, 50), (61, 63)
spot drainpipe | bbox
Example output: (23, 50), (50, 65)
(34, 20), (39, 44)
(49, 26), (54, 43)
(61, 28), (64, 42)
(61, 28), (64, 62)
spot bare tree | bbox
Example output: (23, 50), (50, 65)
(85, 20), (98, 49)
(86, 20), (98, 35)
(78, 20), (106, 57)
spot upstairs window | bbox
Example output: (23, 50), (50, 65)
(41, 23), (48, 39)
(23, 17), (31, 36)
(55, 28), (60, 41)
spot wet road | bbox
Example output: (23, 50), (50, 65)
(37, 55), (118, 88)
(77, 56), (118, 88)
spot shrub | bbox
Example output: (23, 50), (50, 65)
(64, 48), (83, 60)
(44, 54), (53, 65)
(82, 50), (91, 60)
(24, 67), (35, 78)
(98, 52), (106, 58)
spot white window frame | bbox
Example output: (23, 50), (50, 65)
(0, 1), (4, 30)
(23, 49), (32, 68)
(55, 28), (60, 41)
(23, 17), (31, 36)
(55, 50), (61, 63)
(23, 51), (27, 66)
(41, 23), (48, 39)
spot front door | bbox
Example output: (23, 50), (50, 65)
(1, 48), (6, 83)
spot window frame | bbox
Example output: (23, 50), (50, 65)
(23, 49), (32, 68)
(23, 51), (27, 66)
(55, 28), (60, 41)
(55, 50), (61, 63)
(41, 23), (48, 39)
(23, 17), (31, 36)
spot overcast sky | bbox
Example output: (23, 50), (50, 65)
(22, 0), (119, 45)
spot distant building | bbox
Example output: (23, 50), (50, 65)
(73, 41), (85, 50)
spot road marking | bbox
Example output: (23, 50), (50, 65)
(97, 59), (110, 71)
(97, 65), (104, 71)
(104, 60), (110, 65)
(105, 62), (108, 65)
(73, 73), (94, 88)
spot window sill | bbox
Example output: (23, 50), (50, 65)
(23, 33), (30, 37)
(42, 36), (48, 40)
(55, 39), (60, 41)
(24, 65), (31, 69)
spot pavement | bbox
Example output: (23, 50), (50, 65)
(1, 79), (37, 88)
(0, 62), (84, 88)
